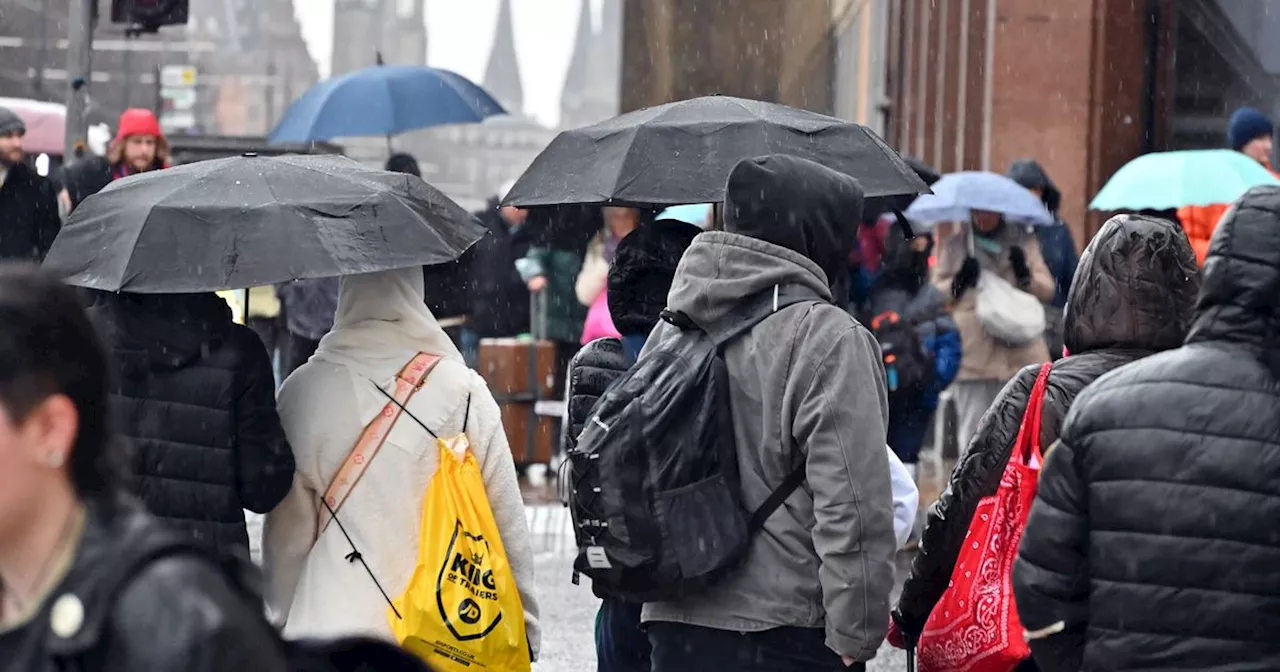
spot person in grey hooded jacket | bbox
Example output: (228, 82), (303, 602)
(641, 155), (896, 671)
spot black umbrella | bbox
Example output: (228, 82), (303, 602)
(43, 153), (485, 293)
(502, 96), (930, 211)
(903, 156), (942, 186)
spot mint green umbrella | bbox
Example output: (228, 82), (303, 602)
(1091, 149), (1280, 211)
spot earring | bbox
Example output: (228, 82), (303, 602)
(44, 451), (65, 469)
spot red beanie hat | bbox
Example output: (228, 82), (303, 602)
(113, 108), (164, 146)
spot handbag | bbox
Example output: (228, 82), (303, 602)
(917, 361), (1052, 672)
(975, 270), (1045, 346)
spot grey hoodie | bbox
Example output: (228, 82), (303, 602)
(640, 231), (896, 661)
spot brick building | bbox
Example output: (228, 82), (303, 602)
(621, 0), (1280, 246)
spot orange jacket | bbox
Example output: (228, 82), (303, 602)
(1178, 163), (1280, 265)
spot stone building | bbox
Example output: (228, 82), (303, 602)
(0, 0), (317, 138)
(409, 0), (622, 212)
(560, 0), (623, 129)
(331, 0), (427, 75)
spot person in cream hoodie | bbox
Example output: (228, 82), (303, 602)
(262, 267), (540, 658)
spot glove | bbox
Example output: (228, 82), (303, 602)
(886, 612), (914, 650)
(1009, 245), (1031, 288)
(950, 256), (980, 300)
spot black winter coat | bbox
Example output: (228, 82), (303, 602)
(893, 215), (1200, 638)
(468, 201), (532, 337)
(0, 161), (60, 261)
(1013, 189), (1280, 671)
(87, 293), (294, 554)
(0, 495), (289, 672)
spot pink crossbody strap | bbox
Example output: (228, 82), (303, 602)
(317, 353), (442, 534)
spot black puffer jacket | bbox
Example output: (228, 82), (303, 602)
(468, 199), (532, 337)
(0, 495), (289, 671)
(88, 293), (294, 554)
(893, 214), (1199, 637)
(1013, 188), (1280, 671)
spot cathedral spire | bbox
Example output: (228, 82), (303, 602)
(559, 0), (621, 129)
(483, 0), (524, 117)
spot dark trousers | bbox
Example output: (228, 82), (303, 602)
(648, 622), (861, 672)
(596, 598), (649, 672)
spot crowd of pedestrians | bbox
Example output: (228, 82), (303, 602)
(1, 94), (1279, 672)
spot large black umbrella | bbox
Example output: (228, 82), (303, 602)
(43, 153), (485, 293)
(502, 95), (929, 211)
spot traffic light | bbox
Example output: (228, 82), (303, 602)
(110, 0), (189, 32)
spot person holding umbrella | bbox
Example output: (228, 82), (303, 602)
(87, 288), (294, 556)
(261, 267), (541, 654)
(43, 154), (487, 564)
(908, 172), (1057, 456)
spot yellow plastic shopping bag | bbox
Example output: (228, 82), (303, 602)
(391, 434), (530, 671)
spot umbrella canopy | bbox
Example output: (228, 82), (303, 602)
(905, 171), (1055, 227)
(0, 96), (65, 156)
(502, 95), (929, 210)
(903, 156), (942, 186)
(1089, 149), (1280, 211)
(269, 65), (506, 143)
(43, 153), (485, 293)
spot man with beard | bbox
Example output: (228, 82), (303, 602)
(0, 106), (61, 261)
(61, 108), (169, 212)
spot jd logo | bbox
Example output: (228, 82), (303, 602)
(458, 598), (482, 624)
(436, 520), (504, 642)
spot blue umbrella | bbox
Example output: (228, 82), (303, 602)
(905, 171), (1054, 227)
(1090, 149), (1280, 211)
(658, 203), (713, 227)
(269, 65), (506, 143)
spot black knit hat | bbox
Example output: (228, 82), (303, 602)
(0, 107), (25, 136)
(607, 219), (701, 335)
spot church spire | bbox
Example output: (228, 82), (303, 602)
(483, 0), (524, 117)
(559, 0), (621, 129)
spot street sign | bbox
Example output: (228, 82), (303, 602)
(160, 64), (197, 88)
(159, 64), (197, 132)
(160, 87), (196, 110)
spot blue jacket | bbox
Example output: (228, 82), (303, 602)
(1036, 221), (1079, 309)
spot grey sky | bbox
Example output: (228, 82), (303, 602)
(295, 0), (589, 127)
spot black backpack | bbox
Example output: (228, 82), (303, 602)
(567, 284), (820, 602)
(868, 309), (932, 403)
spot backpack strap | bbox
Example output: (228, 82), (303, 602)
(748, 461), (807, 532)
(318, 353), (442, 535)
(706, 283), (826, 347)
